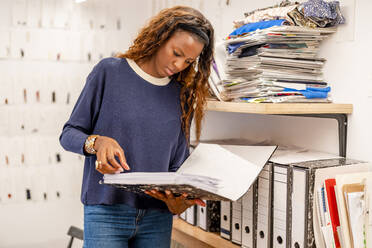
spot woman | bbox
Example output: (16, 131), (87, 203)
(59, 5), (214, 248)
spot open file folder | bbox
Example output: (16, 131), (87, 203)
(102, 143), (277, 201)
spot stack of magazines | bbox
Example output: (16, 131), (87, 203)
(210, 25), (336, 103)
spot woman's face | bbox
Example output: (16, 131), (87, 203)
(152, 30), (205, 78)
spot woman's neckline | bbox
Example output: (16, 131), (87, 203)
(126, 58), (171, 86)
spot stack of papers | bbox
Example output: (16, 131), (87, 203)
(211, 26), (336, 103)
(103, 172), (221, 199)
(103, 143), (277, 201)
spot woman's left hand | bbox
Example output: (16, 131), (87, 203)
(145, 190), (206, 215)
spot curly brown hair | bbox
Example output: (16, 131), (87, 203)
(117, 6), (214, 142)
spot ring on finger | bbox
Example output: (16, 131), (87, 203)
(95, 160), (102, 169)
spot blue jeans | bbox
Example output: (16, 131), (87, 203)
(83, 204), (173, 248)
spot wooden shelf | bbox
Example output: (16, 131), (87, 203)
(171, 218), (239, 248)
(206, 100), (353, 115)
(205, 100), (353, 157)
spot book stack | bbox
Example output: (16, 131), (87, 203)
(211, 26), (336, 103)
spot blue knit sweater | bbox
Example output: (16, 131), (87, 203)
(59, 57), (189, 210)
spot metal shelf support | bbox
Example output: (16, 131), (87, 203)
(283, 114), (348, 157)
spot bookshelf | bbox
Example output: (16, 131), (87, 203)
(171, 101), (354, 247)
(171, 218), (239, 248)
(205, 100), (353, 115)
(205, 100), (353, 157)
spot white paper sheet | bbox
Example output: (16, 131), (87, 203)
(0, 107), (9, 136)
(54, 0), (71, 28)
(43, 137), (56, 165)
(24, 136), (41, 166)
(93, 31), (106, 61)
(0, 66), (14, 105)
(10, 30), (28, 59)
(177, 143), (276, 201)
(93, 1), (107, 30)
(222, 145), (277, 167)
(34, 30), (49, 60)
(0, 0), (12, 28)
(270, 148), (340, 164)
(12, 0), (27, 27)
(214, 41), (228, 80)
(0, 167), (18, 204)
(27, 68), (42, 104)
(51, 30), (66, 61)
(37, 137), (49, 166)
(41, 0), (56, 28)
(9, 107), (24, 136)
(346, 191), (365, 248)
(0, 138), (9, 166)
(81, 31), (94, 62)
(0, 31), (10, 58)
(9, 136), (25, 166)
(69, 2), (80, 30)
(105, 30), (120, 57)
(31, 166), (49, 201)
(13, 70), (28, 105)
(65, 31), (82, 61)
(27, 0), (42, 28)
(78, 1), (92, 30)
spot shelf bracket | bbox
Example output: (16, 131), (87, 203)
(282, 114), (348, 157)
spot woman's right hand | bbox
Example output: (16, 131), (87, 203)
(93, 136), (130, 174)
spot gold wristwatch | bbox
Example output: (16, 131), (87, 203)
(84, 135), (100, 154)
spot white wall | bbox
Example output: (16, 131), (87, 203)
(0, 0), (153, 247)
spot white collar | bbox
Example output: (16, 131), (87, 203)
(126, 58), (171, 86)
